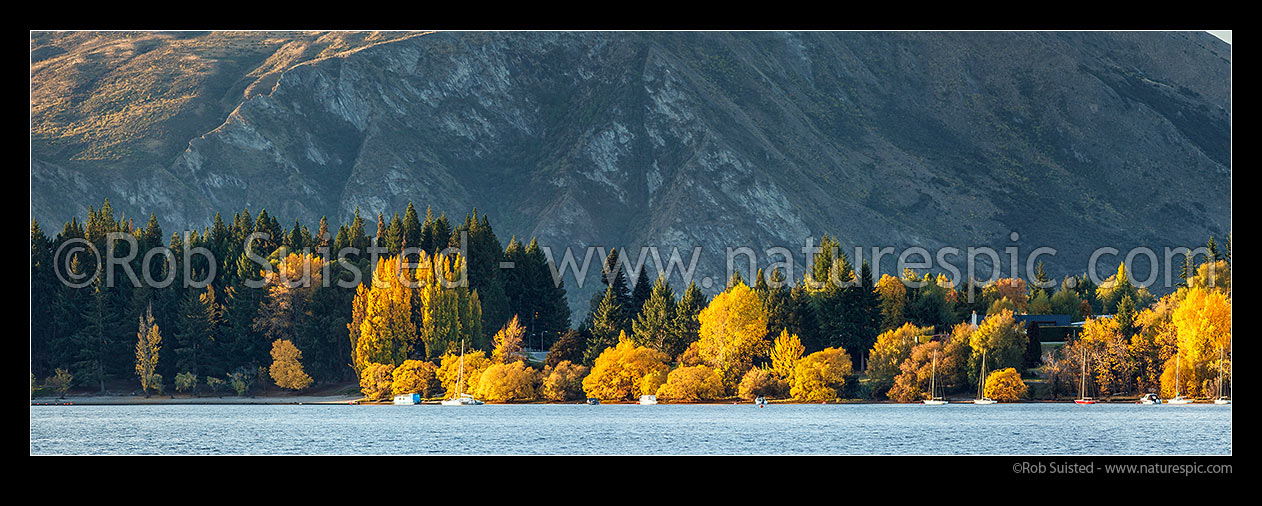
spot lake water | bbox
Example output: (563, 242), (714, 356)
(30, 403), (1231, 455)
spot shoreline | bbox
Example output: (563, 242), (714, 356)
(31, 395), (1228, 406)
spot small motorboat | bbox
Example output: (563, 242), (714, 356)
(638, 395), (657, 405)
(754, 396), (766, 405)
(586, 398), (600, 405)
(1138, 393), (1161, 405)
(393, 393), (421, 405)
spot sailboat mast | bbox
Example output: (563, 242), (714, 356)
(978, 348), (986, 400)
(457, 339), (465, 397)
(1080, 348), (1087, 399)
(930, 350), (937, 400)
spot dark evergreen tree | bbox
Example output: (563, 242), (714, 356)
(630, 275), (677, 354)
(673, 280), (707, 356)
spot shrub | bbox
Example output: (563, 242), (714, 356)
(174, 371), (198, 395)
(206, 376), (226, 395)
(656, 365), (725, 402)
(541, 361), (589, 401)
(391, 360), (441, 397)
(148, 374), (164, 396)
(476, 362), (540, 402)
(360, 363), (396, 401)
(737, 367), (787, 400)
(984, 368), (1028, 402)
(791, 347), (853, 402)
(228, 369), (253, 397)
(436, 350), (491, 398)
(582, 334), (671, 401)
(45, 368), (73, 398)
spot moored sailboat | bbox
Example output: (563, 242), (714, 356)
(973, 347), (996, 404)
(1075, 347), (1095, 404)
(441, 339), (484, 406)
(1167, 353), (1193, 404)
(924, 349), (948, 405)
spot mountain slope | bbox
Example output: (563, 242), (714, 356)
(30, 31), (1231, 309)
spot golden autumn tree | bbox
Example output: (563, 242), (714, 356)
(541, 361), (589, 401)
(983, 368), (1027, 401)
(737, 367), (788, 400)
(867, 322), (933, 395)
(697, 281), (767, 392)
(655, 365), (725, 402)
(582, 331), (671, 401)
(875, 274), (908, 331)
(887, 338), (969, 402)
(791, 347), (853, 402)
(769, 329), (805, 381)
(968, 309), (1027, 377)
(1168, 286), (1231, 398)
(1130, 295), (1180, 394)
(491, 315), (526, 364)
(254, 252), (325, 345)
(1077, 315), (1132, 396)
(476, 361), (539, 402)
(359, 362), (395, 401)
(984, 278), (1029, 313)
(391, 359), (441, 397)
(269, 339), (313, 391)
(437, 349), (491, 398)
(354, 256), (418, 369)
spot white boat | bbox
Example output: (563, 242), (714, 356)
(923, 349), (948, 405)
(1167, 353), (1193, 404)
(638, 395), (658, 405)
(1138, 393), (1161, 405)
(441, 340), (483, 406)
(1214, 346), (1231, 405)
(973, 347), (997, 404)
(393, 393), (421, 405)
(754, 396), (767, 405)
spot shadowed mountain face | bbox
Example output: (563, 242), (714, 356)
(31, 31), (1231, 307)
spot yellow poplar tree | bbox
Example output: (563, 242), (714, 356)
(134, 304), (162, 397)
(355, 256), (418, 369)
(697, 281), (767, 391)
(1169, 286), (1231, 398)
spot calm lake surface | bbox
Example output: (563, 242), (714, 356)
(30, 403), (1231, 455)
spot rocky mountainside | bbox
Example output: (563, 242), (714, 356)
(31, 31), (1231, 309)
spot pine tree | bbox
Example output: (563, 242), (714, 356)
(672, 281), (707, 358)
(585, 286), (627, 364)
(175, 285), (222, 378)
(629, 268), (652, 319)
(631, 275), (678, 353)
(403, 200), (424, 249)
